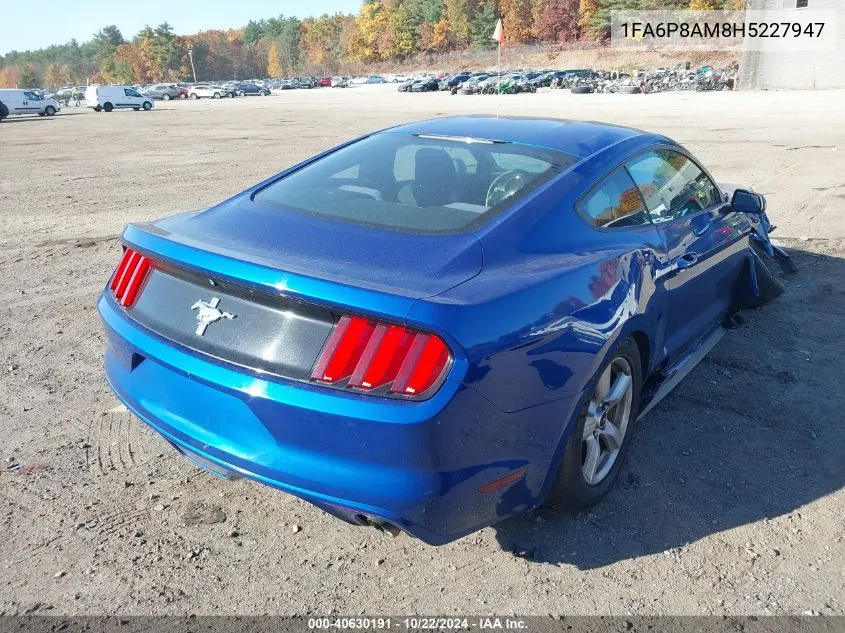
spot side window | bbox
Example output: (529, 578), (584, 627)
(626, 149), (721, 223)
(579, 168), (650, 229)
(491, 152), (550, 174)
(445, 147), (477, 175)
(330, 165), (359, 179)
(24, 91), (41, 100)
(393, 145), (419, 182)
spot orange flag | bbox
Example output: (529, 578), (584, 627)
(491, 18), (504, 44)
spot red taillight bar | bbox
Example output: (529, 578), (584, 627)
(311, 315), (452, 399)
(109, 248), (153, 308)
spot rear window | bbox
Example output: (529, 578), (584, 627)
(253, 133), (578, 233)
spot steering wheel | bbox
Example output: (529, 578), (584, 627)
(486, 170), (532, 207)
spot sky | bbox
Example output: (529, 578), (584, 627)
(1, 0), (362, 55)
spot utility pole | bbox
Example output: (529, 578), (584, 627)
(187, 47), (197, 83)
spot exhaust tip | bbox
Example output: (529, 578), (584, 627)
(354, 514), (401, 538)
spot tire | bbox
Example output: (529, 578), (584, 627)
(94, 105), (102, 112)
(190, 93), (198, 100)
(213, 92), (221, 99)
(547, 337), (642, 510)
(142, 101), (152, 111)
(571, 86), (592, 94)
(618, 86), (641, 94)
(259, 90), (267, 96)
(238, 91), (245, 97)
(44, 106), (56, 116)
(103, 102), (113, 112)
(746, 241), (786, 308)
(163, 94), (171, 100)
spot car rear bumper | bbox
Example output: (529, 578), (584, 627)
(99, 293), (584, 544)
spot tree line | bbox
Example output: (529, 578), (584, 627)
(0, 0), (743, 88)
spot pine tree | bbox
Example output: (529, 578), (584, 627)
(470, 1), (499, 50)
(18, 64), (37, 87)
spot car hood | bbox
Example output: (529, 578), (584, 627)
(137, 196), (483, 301)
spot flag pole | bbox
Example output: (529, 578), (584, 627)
(497, 39), (501, 118)
(491, 17), (504, 118)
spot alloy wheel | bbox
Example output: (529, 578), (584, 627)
(581, 357), (634, 485)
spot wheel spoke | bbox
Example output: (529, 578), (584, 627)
(583, 411), (599, 439)
(601, 421), (623, 451)
(595, 366), (612, 402)
(582, 436), (601, 484)
(603, 373), (632, 406)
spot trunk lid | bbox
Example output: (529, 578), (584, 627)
(147, 196), (483, 300)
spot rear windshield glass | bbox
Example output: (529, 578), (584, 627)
(253, 133), (578, 233)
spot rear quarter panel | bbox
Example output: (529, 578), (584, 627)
(409, 138), (674, 414)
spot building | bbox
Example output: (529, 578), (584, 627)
(740, 0), (845, 89)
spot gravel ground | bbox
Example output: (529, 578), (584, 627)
(0, 86), (843, 616)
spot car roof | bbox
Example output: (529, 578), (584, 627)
(382, 116), (664, 159)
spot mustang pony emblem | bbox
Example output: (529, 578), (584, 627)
(190, 297), (235, 336)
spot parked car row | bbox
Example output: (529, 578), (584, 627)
(325, 75), (389, 88)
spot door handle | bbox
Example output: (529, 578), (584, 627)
(676, 252), (699, 269)
(655, 252), (699, 281)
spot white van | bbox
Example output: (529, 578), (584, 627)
(0, 89), (61, 117)
(85, 85), (153, 112)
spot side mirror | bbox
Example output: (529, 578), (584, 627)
(731, 189), (765, 214)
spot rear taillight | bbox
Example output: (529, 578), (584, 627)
(109, 248), (153, 308)
(311, 315), (451, 399)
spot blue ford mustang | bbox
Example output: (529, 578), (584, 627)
(99, 116), (790, 545)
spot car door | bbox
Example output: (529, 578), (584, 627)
(625, 148), (751, 362)
(19, 91), (42, 114)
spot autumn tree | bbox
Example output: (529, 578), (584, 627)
(43, 64), (71, 88)
(348, 2), (386, 62)
(534, 0), (580, 42)
(445, 0), (475, 47)
(578, 0), (601, 39)
(0, 67), (18, 88)
(301, 14), (347, 72)
(380, 1), (416, 59)
(432, 18), (455, 50)
(267, 41), (283, 77)
(499, 0), (534, 44)
(689, 0), (720, 8)
(112, 42), (147, 83)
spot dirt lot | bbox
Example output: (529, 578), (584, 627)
(0, 86), (843, 616)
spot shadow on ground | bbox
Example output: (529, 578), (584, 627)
(494, 244), (845, 568)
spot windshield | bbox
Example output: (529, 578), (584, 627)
(253, 133), (578, 233)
